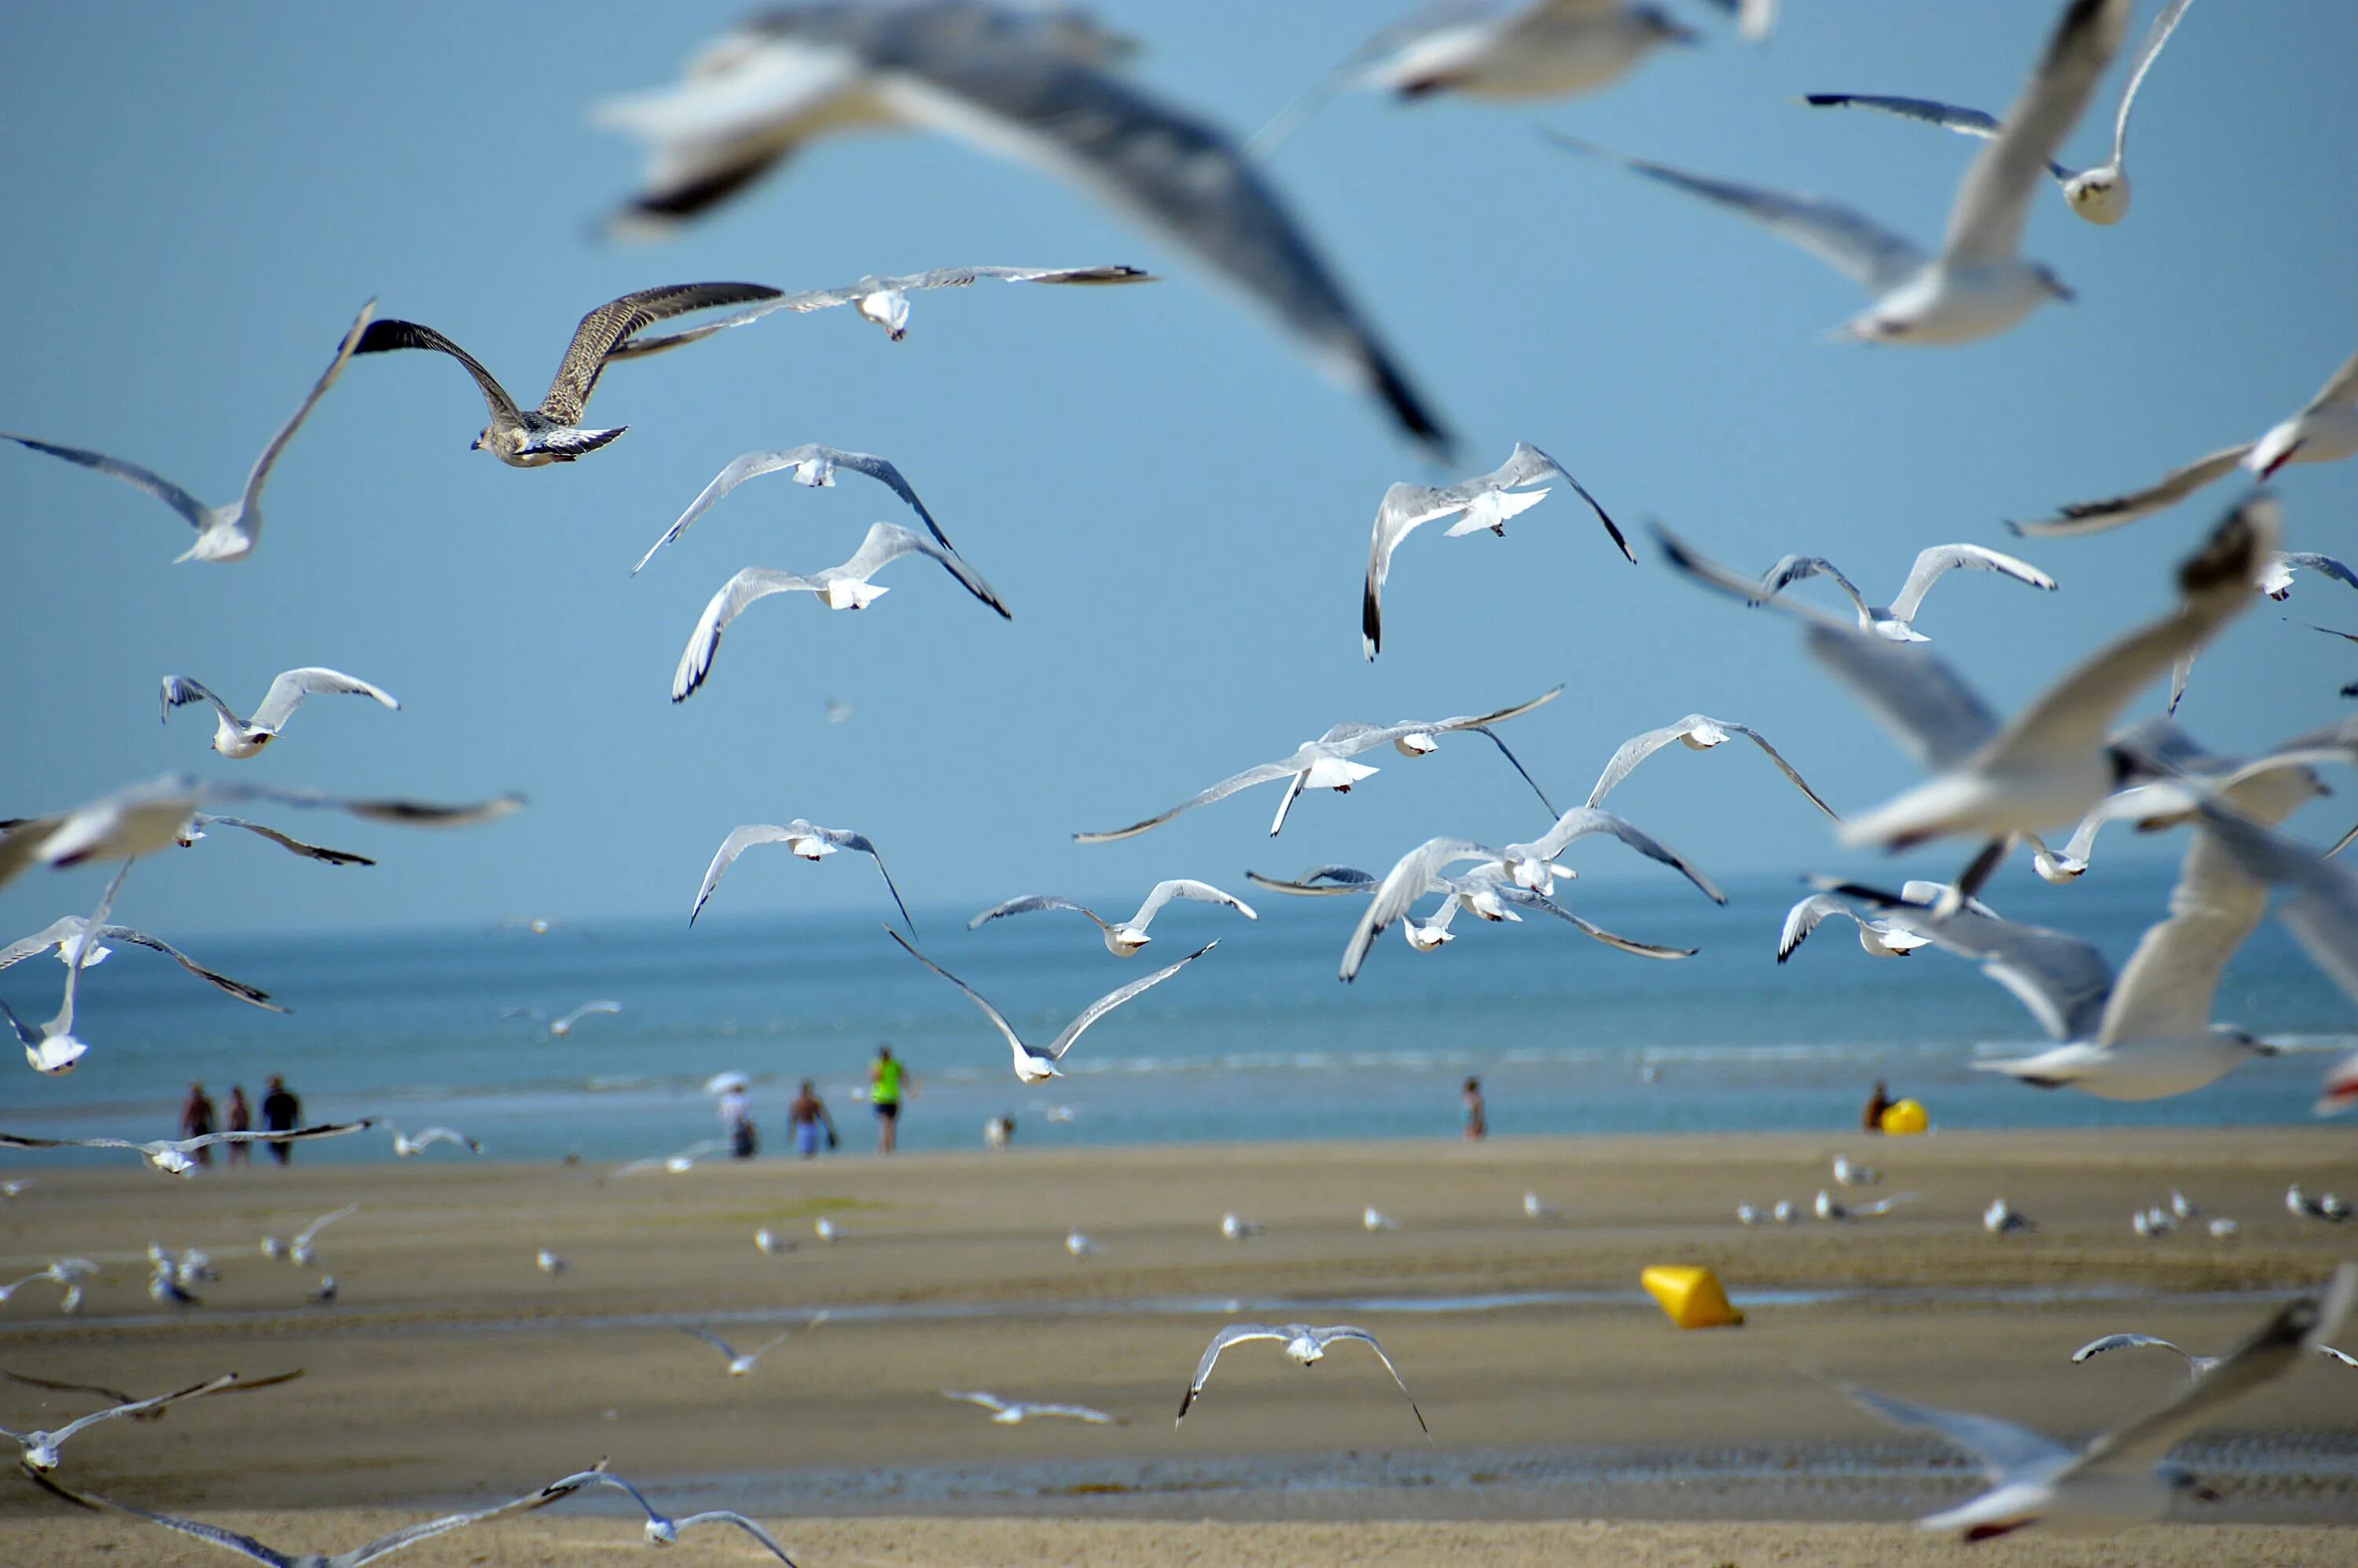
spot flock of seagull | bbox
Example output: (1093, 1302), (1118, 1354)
(6, 0), (2358, 1553)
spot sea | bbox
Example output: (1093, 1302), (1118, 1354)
(4, 863), (2352, 1166)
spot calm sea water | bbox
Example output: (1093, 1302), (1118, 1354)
(3, 865), (2350, 1166)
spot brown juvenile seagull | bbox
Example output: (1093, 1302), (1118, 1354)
(354, 282), (781, 466)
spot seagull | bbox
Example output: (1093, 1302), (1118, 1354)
(1074, 687), (1562, 843)
(983, 1114), (1015, 1150)
(0, 1181), (29, 1199)
(1364, 1206), (1401, 1232)
(1804, 0), (2195, 226)
(632, 444), (957, 574)
(681, 1318), (823, 1376)
(314, 1277), (337, 1305)
(2, 1373), (237, 1471)
(593, 6), (1454, 454)
(2, 1367), (299, 1424)
(1497, 805), (1726, 901)
(1177, 1323), (1427, 1437)
(2170, 1190), (2202, 1220)
(1777, 892), (1930, 961)
(2, 902), (288, 1014)
(1815, 1188), (1914, 1221)
(2286, 1184), (2347, 1222)
(813, 1217), (842, 1243)
(942, 1389), (1123, 1425)
(536, 1249), (567, 1276)
(2019, 717), (2346, 871)
(686, 264), (1154, 344)
(885, 927), (1214, 1083)
(1362, 442), (1628, 659)
(353, 282), (782, 466)
(0, 301), (374, 564)
(538, 1471), (798, 1562)
(174, 813), (375, 867)
(0, 865), (128, 1074)
(968, 879), (1256, 956)
(1736, 1203), (1761, 1225)
(1548, 0), (2131, 344)
(1248, 859), (1697, 962)
(0, 1120), (373, 1177)
(284, 1205), (358, 1269)
(755, 1228), (795, 1255)
(1832, 1156), (1880, 1188)
(1752, 545), (2056, 643)
(547, 1000), (621, 1037)
(2072, 1332), (2358, 1379)
(671, 522), (1010, 701)
(148, 1270), (200, 1308)
(1586, 714), (1838, 819)
(1771, 1199), (1797, 1224)
(1221, 1212), (1265, 1240)
(1835, 1266), (2354, 1540)
(0, 774), (520, 896)
(1066, 1229), (1096, 1258)
(688, 821), (913, 931)
(0, 1261), (93, 1308)
(613, 1139), (728, 1177)
(825, 697), (854, 725)
(2209, 1217), (2241, 1239)
(389, 1126), (480, 1158)
(1985, 1198), (2037, 1234)
(158, 670), (399, 760)
(1523, 1191), (1558, 1219)
(2015, 349), (2358, 535)
(2132, 1206), (2177, 1239)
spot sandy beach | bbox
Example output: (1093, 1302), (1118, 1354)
(4, 1129), (2355, 1565)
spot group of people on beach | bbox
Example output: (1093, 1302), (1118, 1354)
(714, 1045), (912, 1161)
(174, 1077), (303, 1168)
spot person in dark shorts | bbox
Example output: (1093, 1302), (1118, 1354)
(178, 1084), (217, 1168)
(788, 1080), (836, 1159)
(1462, 1076), (1487, 1140)
(223, 1086), (252, 1166)
(1861, 1079), (1892, 1133)
(260, 1075), (301, 1165)
(869, 1045), (905, 1154)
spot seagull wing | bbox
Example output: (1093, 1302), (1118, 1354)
(0, 431), (211, 529)
(351, 320), (523, 427)
(942, 1390), (1009, 1412)
(538, 283), (786, 424)
(885, 927), (1033, 1067)
(294, 1204), (359, 1247)
(1518, 807), (1726, 904)
(185, 814), (376, 866)
(1131, 879), (1256, 928)
(2071, 1334), (2195, 1364)
(2194, 807), (2358, 1007)
(339, 1470), (600, 1568)
(1073, 751), (1321, 844)
(205, 1119), (375, 1152)
(49, 1373), (237, 1444)
(1342, 839), (1498, 982)
(95, 926), (287, 1012)
(1886, 545), (2058, 624)
(29, 1479), (296, 1567)
(2, 1368), (136, 1405)
(1049, 941), (1217, 1059)
(1840, 885), (2113, 1040)
(672, 568), (824, 703)
(883, 263), (1154, 294)
(1780, 895), (1868, 961)
(835, 522), (1009, 618)
(2301, 350), (2358, 415)
(969, 895), (1106, 931)
(1941, 0), (2130, 267)
(1179, 1324), (1289, 1419)
(634, 446), (957, 575)
(0, 920), (81, 973)
(804, 823), (916, 935)
(251, 668), (399, 733)
(1500, 887), (1695, 959)
(241, 299), (376, 512)
(2095, 830), (2268, 1046)
(2011, 444), (2252, 537)
(53, 865), (127, 1037)
(1313, 1327), (1428, 1435)
(1588, 715), (1838, 820)
(1836, 1381), (2073, 1483)
(1802, 626), (2004, 772)
(1802, 92), (2007, 141)
(1245, 866), (1379, 898)
(682, 1326), (740, 1360)
(676, 1511), (798, 1565)
(160, 677), (241, 730)
(1364, 482), (1474, 660)
(2109, 0), (2195, 163)
(1027, 1402), (1118, 1424)
(1382, 685), (1566, 747)
(2279, 553), (2358, 595)
(1760, 555), (1870, 618)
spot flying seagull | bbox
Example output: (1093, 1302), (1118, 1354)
(536, 1471), (798, 1563)
(1585, 714), (1838, 819)
(687, 821), (913, 932)
(1547, 0), (2132, 343)
(671, 522), (1009, 701)
(159, 669), (399, 760)
(681, 1319), (824, 1376)
(1804, 0), (2197, 226)
(547, 1000), (621, 1037)
(0, 1120), (374, 1177)
(1832, 1265), (2353, 1540)
(1751, 545), (2056, 642)
(2, 1368), (301, 1425)
(1497, 805), (1728, 901)
(177, 814), (374, 867)
(353, 282), (782, 466)
(3, 1373), (238, 1471)
(968, 879), (1256, 956)
(593, 2), (1455, 454)
(273, 1204), (358, 1269)
(941, 1389), (1123, 1425)
(1249, 861), (1691, 960)
(680, 264), (1154, 344)
(1777, 890), (1932, 961)
(632, 444), (957, 573)
(1362, 442), (1628, 659)
(1074, 687), (1562, 843)
(0, 300), (374, 564)
(886, 927), (1214, 1083)
(1, 866), (127, 1074)
(2071, 1332), (2357, 1380)
(389, 1126), (479, 1157)
(1177, 1323), (1427, 1438)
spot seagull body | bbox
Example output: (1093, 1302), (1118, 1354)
(1, 866), (128, 1074)
(547, 1000), (622, 1037)
(689, 820), (913, 931)
(942, 1389), (1121, 1425)
(1361, 442), (1627, 659)
(1177, 1323), (1427, 1436)
(1551, 0), (2130, 344)
(633, 444), (957, 574)
(1221, 1212), (1265, 1240)
(1805, 0), (2195, 226)
(353, 283), (782, 466)
(1777, 893), (1929, 960)
(0, 302), (374, 564)
(1587, 714), (1838, 819)
(1523, 1191), (1557, 1219)
(0, 1120), (373, 1177)
(1754, 545), (2056, 643)
(1816, 1188), (1912, 1221)
(536, 1249), (567, 1276)
(887, 927), (1214, 1083)
(1831, 1156), (1879, 1188)
(539, 1471), (798, 1562)
(1364, 1205), (1400, 1232)
(389, 1126), (480, 1158)
(159, 669), (398, 760)
(593, 3), (1453, 453)
(969, 879), (1256, 955)
(1838, 1268), (2354, 1539)
(1074, 687), (1560, 843)
(1066, 1229), (1096, 1258)
(4, 1374), (237, 1471)
(671, 522), (1009, 700)
(1985, 1198), (2037, 1234)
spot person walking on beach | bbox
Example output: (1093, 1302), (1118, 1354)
(178, 1083), (217, 1168)
(223, 1086), (253, 1166)
(259, 1075), (301, 1165)
(1861, 1079), (1892, 1134)
(788, 1080), (836, 1159)
(719, 1080), (758, 1159)
(870, 1045), (906, 1154)
(1463, 1076), (1487, 1140)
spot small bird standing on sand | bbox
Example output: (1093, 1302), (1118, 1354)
(1523, 1191), (1558, 1219)
(1984, 1198), (2037, 1235)
(1363, 1206), (1400, 1232)
(1221, 1213), (1265, 1241)
(1066, 1230), (1096, 1258)
(536, 1249), (567, 1276)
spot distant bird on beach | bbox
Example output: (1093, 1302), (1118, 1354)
(969, 879), (1257, 956)
(2286, 1184), (2349, 1222)
(1363, 1206), (1401, 1232)
(1221, 1212), (1265, 1241)
(548, 1000), (622, 1037)
(389, 1126), (480, 1158)
(1815, 1188), (1914, 1221)
(536, 1249), (568, 1276)
(354, 282), (782, 467)
(1066, 1230), (1096, 1258)
(1523, 1192), (1559, 1219)
(614, 1140), (727, 1177)
(689, 821), (913, 932)
(159, 669), (398, 760)
(1984, 1198), (2037, 1235)
(2, 1373), (237, 1472)
(755, 1228), (795, 1256)
(814, 1217), (843, 1243)
(0, 1121), (373, 1177)
(1177, 1324), (1427, 1438)
(1749, 545), (2056, 643)
(0, 300), (374, 564)
(942, 1390), (1123, 1425)
(538, 1471), (798, 1562)
(682, 1318), (824, 1377)
(633, 444), (959, 574)
(1831, 1156), (1879, 1188)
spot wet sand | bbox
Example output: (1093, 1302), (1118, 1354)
(2, 1129), (2354, 1563)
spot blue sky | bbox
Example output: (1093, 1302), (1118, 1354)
(2, 1), (2354, 942)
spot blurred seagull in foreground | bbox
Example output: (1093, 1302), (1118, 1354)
(633, 444), (958, 573)
(1177, 1323), (1427, 1438)
(1751, 545), (2056, 643)
(671, 523), (1009, 701)
(1, 867), (127, 1074)
(593, 2), (1454, 454)
(2072, 1332), (2358, 1380)
(968, 879), (1256, 956)
(0, 301), (374, 564)
(1805, 0), (2195, 226)
(540, 1471), (797, 1562)
(2, 900), (288, 1015)
(1834, 1265), (2354, 1540)
(688, 821), (913, 932)
(942, 1389), (1122, 1425)
(1362, 442), (1628, 659)
(353, 282), (782, 467)
(0, 1121), (372, 1177)
(1586, 714), (1838, 820)
(885, 927), (1215, 1084)
(160, 669), (399, 760)
(1548, 0), (2132, 344)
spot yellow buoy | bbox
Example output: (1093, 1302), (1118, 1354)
(1880, 1098), (1929, 1136)
(1640, 1265), (1743, 1329)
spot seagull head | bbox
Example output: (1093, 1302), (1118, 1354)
(20, 1438), (61, 1471)
(26, 1034), (87, 1076)
(2062, 166), (2128, 226)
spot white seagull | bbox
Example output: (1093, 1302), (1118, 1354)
(1833, 1267), (2354, 1540)
(1065, 1229), (1096, 1258)
(0, 866), (127, 1074)
(0, 1120), (373, 1177)
(1985, 1198), (2038, 1234)
(1221, 1212), (1265, 1240)
(968, 879), (1256, 956)
(1804, 0), (2196, 226)
(286, 1205), (358, 1269)
(1586, 714), (1838, 820)
(671, 522), (1010, 701)
(755, 1228), (795, 1255)
(1815, 1188), (1914, 1221)
(1777, 892), (1930, 961)
(632, 444), (958, 574)
(536, 1249), (568, 1276)
(159, 669), (399, 760)
(1364, 1206), (1401, 1232)
(3, 1374), (239, 1472)
(1, 901), (288, 1015)
(1498, 806), (1727, 901)
(1074, 687), (1562, 843)
(1524, 1191), (1559, 1219)
(886, 927), (1214, 1084)
(1361, 442), (1628, 659)
(682, 1317), (824, 1376)
(678, 263), (1154, 345)
(540, 1471), (797, 1562)
(1177, 1323), (1428, 1438)
(548, 1000), (622, 1037)
(813, 1216), (843, 1243)
(688, 821), (913, 931)
(1248, 863), (1666, 958)
(0, 301), (374, 564)
(389, 1126), (480, 1158)
(2072, 1332), (2358, 1380)
(1752, 545), (2057, 643)
(1548, 0), (2131, 344)
(175, 813), (376, 868)
(1831, 1156), (1879, 1188)
(942, 1389), (1123, 1425)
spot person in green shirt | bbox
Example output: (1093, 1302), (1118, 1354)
(869, 1044), (908, 1154)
